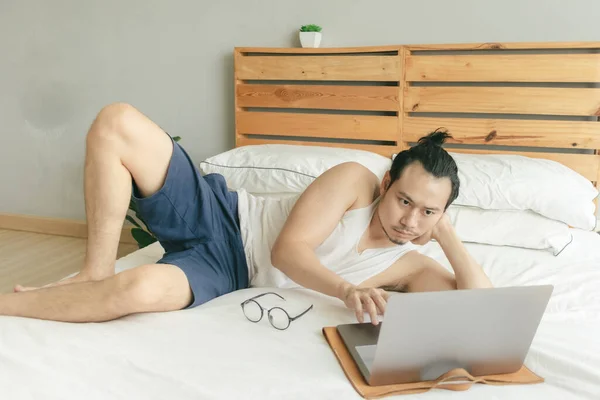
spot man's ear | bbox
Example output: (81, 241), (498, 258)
(381, 171), (392, 193)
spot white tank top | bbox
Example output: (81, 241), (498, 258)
(236, 189), (418, 289)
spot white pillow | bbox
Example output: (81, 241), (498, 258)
(446, 205), (573, 255)
(202, 145), (598, 231)
(199, 144), (391, 194)
(449, 153), (599, 231)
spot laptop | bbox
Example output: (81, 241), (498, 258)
(337, 285), (553, 386)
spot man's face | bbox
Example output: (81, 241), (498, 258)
(377, 162), (452, 245)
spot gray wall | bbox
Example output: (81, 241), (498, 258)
(1, 0), (600, 220)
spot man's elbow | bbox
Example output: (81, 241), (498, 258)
(270, 241), (289, 271)
(271, 239), (309, 273)
(455, 277), (493, 291)
(438, 274), (458, 292)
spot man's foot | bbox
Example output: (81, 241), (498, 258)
(13, 271), (113, 293)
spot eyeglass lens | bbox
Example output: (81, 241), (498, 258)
(268, 307), (290, 330)
(243, 300), (262, 322)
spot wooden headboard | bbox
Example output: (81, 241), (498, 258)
(233, 42), (600, 188)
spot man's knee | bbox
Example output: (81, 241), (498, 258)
(96, 102), (138, 129)
(87, 102), (139, 144)
(107, 268), (162, 313)
(107, 265), (191, 314)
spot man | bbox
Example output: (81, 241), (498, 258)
(2, 103), (492, 324)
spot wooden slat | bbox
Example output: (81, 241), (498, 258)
(404, 117), (600, 149)
(405, 87), (600, 116)
(406, 54), (600, 83)
(236, 136), (398, 158)
(236, 84), (398, 111)
(236, 55), (400, 81)
(447, 149), (600, 181)
(406, 41), (600, 51)
(236, 45), (401, 54)
(237, 42), (600, 53)
(237, 112), (398, 141)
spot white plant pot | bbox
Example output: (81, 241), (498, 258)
(299, 32), (322, 48)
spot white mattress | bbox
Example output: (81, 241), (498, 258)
(1, 229), (600, 399)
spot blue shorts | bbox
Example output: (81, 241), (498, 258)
(131, 136), (249, 309)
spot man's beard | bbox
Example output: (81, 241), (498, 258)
(377, 208), (408, 245)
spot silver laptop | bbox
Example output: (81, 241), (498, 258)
(337, 285), (553, 386)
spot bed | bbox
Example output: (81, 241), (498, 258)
(2, 41), (600, 400)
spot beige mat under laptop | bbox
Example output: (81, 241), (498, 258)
(322, 327), (544, 398)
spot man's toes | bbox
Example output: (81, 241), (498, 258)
(13, 275), (90, 293)
(14, 284), (38, 292)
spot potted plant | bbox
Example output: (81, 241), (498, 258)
(299, 24), (322, 48)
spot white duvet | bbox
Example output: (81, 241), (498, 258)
(1, 230), (600, 400)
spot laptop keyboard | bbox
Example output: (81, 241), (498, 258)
(356, 344), (377, 372)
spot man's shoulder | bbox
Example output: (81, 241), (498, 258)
(325, 161), (380, 190)
(280, 161), (382, 221)
(329, 162), (381, 209)
(331, 161), (378, 178)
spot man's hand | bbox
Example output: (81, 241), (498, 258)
(338, 282), (389, 325)
(410, 213), (452, 245)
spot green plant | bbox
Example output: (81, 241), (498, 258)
(127, 136), (181, 249)
(300, 24), (322, 32)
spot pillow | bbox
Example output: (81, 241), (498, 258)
(449, 153), (599, 231)
(446, 205), (573, 256)
(202, 145), (598, 231)
(199, 144), (391, 194)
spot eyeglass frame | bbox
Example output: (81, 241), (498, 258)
(240, 292), (314, 330)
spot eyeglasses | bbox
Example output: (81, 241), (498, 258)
(241, 292), (314, 330)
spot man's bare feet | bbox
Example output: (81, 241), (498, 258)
(14, 271), (114, 293)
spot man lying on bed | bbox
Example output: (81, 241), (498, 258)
(1, 103), (492, 325)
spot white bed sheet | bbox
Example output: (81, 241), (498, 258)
(1, 230), (600, 400)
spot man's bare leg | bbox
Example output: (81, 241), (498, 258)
(15, 103), (174, 292)
(3, 263), (192, 322)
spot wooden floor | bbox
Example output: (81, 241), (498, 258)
(0, 229), (139, 294)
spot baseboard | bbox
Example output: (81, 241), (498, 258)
(0, 213), (137, 245)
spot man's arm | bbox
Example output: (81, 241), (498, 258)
(431, 214), (493, 290)
(364, 214), (492, 293)
(271, 162), (387, 323)
(360, 250), (457, 293)
(271, 162), (365, 296)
